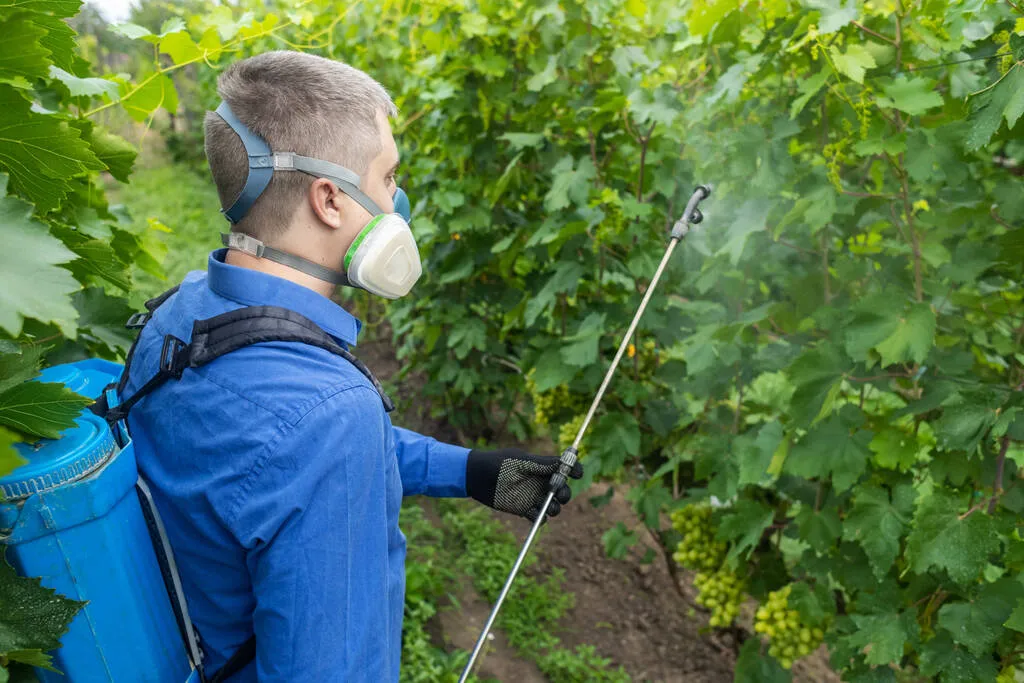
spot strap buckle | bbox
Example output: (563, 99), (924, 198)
(159, 335), (189, 379)
(126, 312), (151, 330)
(222, 232), (266, 258)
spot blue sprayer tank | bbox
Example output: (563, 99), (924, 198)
(0, 360), (198, 682)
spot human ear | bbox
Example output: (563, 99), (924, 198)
(308, 178), (344, 229)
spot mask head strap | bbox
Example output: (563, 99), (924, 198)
(215, 101), (274, 224)
(213, 101), (411, 224)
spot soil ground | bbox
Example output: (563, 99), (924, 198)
(357, 328), (837, 683)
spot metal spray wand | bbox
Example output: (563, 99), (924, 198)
(458, 184), (713, 683)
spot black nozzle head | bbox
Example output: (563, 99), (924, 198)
(695, 184), (712, 199)
(688, 208), (704, 224)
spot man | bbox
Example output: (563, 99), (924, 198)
(121, 51), (582, 681)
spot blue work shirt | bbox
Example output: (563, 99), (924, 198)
(123, 249), (470, 681)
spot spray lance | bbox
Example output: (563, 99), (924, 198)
(458, 183), (714, 682)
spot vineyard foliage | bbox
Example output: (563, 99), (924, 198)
(0, 0), (1023, 680)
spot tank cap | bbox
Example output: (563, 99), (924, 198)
(0, 412), (117, 501)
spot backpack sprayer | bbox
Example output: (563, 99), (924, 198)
(458, 183), (713, 682)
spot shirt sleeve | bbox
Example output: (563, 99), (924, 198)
(230, 385), (397, 682)
(393, 426), (469, 498)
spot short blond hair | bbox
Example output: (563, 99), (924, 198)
(204, 51), (397, 242)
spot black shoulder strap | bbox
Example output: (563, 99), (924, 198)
(106, 304), (395, 424)
(207, 636), (256, 683)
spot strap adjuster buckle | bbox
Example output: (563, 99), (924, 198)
(126, 312), (150, 330)
(159, 335), (189, 379)
(223, 232), (266, 258)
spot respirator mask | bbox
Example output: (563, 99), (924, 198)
(213, 101), (422, 300)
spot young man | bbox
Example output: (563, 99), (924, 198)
(121, 51), (582, 681)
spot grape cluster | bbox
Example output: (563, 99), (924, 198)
(525, 372), (573, 427)
(753, 585), (825, 670)
(694, 566), (745, 627)
(670, 504), (726, 572)
(558, 413), (586, 456)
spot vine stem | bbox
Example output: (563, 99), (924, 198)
(897, 154), (924, 302)
(84, 21), (292, 118)
(989, 435), (1011, 514)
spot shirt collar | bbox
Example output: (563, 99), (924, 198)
(207, 249), (361, 347)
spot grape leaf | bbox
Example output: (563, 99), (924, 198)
(72, 287), (136, 353)
(830, 43), (876, 84)
(803, 0), (858, 33)
(0, 87), (105, 212)
(869, 428), (920, 471)
(965, 66), (1024, 151)
(934, 401), (998, 452)
(874, 303), (935, 367)
(879, 77), (944, 116)
(785, 415), (871, 492)
(0, 381), (91, 439)
(560, 313), (606, 367)
(33, 12), (78, 72)
(844, 611), (919, 666)
(842, 484), (913, 579)
(906, 491), (999, 584)
(0, 0), (83, 18)
(108, 22), (152, 40)
(0, 546), (85, 655)
(1004, 599), (1024, 632)
(83, 126), (136, 183)
(119, 74), (179, 123)
(795, 504), (842, 548)
(717, 498), (774, 563)
(159, 31), (203, 65)
(786, 345), (849, 426)
(544, 155), (596, 211)
(734, 638), (790, 683)
(937, 579), (1023, 656)
(918, 632), (997, 683)
(590, 413), (641, 463)
(4, 649), (58, 673)
(736, 421), (783, 487)
(0, 426), (26, 479)
(0, 345), (43, 395)
(0, 13), (51, 82)
(48, 66), (119, 99)
(0, 188), (80, 336)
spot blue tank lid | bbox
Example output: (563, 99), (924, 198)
(0, 361), (121, 501)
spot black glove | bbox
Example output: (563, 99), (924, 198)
(466, 448), (584, 522)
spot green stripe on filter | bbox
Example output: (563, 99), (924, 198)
(344, 215), (385, 270)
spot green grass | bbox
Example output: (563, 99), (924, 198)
(113, 161), (222, 304)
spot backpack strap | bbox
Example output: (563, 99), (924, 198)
(106, 304), (394, 425)
(206, 636), (256, 683)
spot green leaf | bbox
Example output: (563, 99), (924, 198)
(937, 579), (1023, 656)
(4, 650), (58, 674)
(0, 546), (86, 656)
(119, 74), (179, 123)
(919, 632), (997, 683)
(53, 226), (131, 291)
(736, 422), (783, 487)
(935, 401), (998, 452)
(72, 287), (136, 353)
(591, 413), (641, 462)
(1004, 600), (1024, 633)
(787, 345), (849, 427)
(0, 13), (51, 82)
(966, 66), (1024, 151)
(33, 13), (77, 72)
(601, 522), (638, 559)
(543, 156), (596, 211)
(526, 55), (558, 92)
(842, 484), (913, 579)
(790, 69), (829, 117)
(1, 0), (83, 18)
(0, 345), (43, 395)
(48, 66), (119, 99)
(499, 132), (545, 150)
(85, 127), (136, 183)
(843, 611), (919, 666)
(795, 504), (842, 549)
(524, 262), (584, 326)
(159, 32), (203, 65)
(0, 87), (105, 212)
(734, 638), (790, 683)
(718, 200), (767, 265)
(717, 498), (774, 563)
(530, 347), (576, 393)
(906, 491), (1000, 584)
(108, 22), (152, 40)
(804, 0), (858, 33)
(560, 313), (605, 367)
(874, 303), (935, 367)
(869, 428), (920, 471)
(0, 426), (27, 479)
(879, 77), (944, 116)
(830, 44), (876, 84)
(0, 190), (80, 336)
(785, 415), (871, 491)
(0, 381), (91, 439)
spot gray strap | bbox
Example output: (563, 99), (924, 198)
(221, 233), (349, 286)
(273, 153), (384, 218)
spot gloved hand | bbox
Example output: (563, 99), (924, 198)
(466, 448), (584, 522)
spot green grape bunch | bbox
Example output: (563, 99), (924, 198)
(694, 565), (746, 628)
(754, 585), (825, 670)
(558, 413), (586, 456)
(670, 504), (727, 572)
(525, 372), (585, 428)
